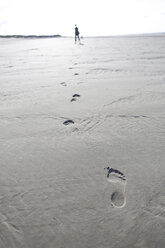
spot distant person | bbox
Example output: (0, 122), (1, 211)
(75, 24), (80, 43)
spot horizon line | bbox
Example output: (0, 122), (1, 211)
(0, 32), (165, 39)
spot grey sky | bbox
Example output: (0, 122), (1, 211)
(0, 0), (165, 36)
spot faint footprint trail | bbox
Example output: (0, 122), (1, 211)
(104, 167), (127, 208)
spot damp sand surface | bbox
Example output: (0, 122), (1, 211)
(0, 36), (165, 247)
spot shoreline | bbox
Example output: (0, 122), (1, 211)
(0, 32), (165, 39)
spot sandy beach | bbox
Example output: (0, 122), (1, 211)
(0, 35), (165, 247)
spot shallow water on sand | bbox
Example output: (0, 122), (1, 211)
(0, 36), (165, 248)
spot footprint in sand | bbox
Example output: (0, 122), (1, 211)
(63, 120), (74, 125)
(71, 94), (81, 102)
(104, 167), (127, 208)
(74, 73), (79, 76)
(60, 82), (67, 86)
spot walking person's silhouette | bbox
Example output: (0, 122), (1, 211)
(75, 24), (80, 44)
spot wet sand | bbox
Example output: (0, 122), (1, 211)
(0, 36), (165, 247)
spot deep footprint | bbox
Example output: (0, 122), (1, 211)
(111, 191), (125, 207)
(63, 120), (74, 125)
(70, 94), (81, 102)
(60, 82), (67, 86)
(72, 94), (80, 98)
(104, 167), (127, 208)
(71, 98), (77, 102)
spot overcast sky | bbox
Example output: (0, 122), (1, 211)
(0, 0), (165, 36)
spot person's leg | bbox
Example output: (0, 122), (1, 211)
(75, 35), (77, 43)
